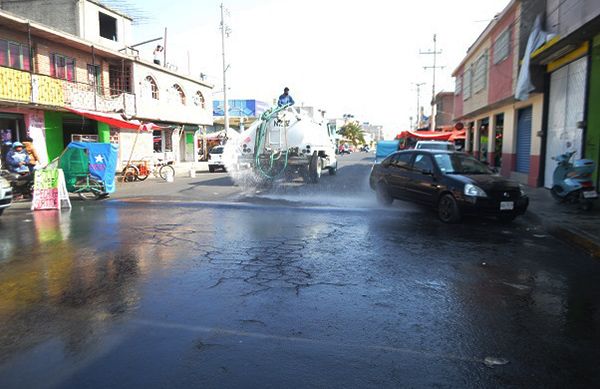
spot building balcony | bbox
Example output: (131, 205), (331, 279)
(0, 66), (136, 116)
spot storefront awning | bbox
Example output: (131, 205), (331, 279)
(65, 108), (164, 131)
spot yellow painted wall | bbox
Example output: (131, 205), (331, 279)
(0, 67), (31, 102)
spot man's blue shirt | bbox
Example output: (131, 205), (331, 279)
(278, 94), (295, 107)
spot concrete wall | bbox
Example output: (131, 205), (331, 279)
(133, 62), (213, 126)
(546, 0), (600, 38)
(488, 5), (518, 105)
(0, 0), (80, 36)
(80, 0), (133, 51)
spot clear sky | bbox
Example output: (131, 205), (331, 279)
(120, 0), (511, 137)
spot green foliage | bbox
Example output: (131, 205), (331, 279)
(339, 122), (366, 146)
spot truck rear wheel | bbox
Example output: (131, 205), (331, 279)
(308, 152), (322, 183)
(328, 161), (338, 175)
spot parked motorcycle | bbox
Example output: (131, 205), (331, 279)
(0, 170), (34, 198)
(550, 151), (598, 210)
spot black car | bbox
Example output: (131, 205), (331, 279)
(369, 150), (529, 223)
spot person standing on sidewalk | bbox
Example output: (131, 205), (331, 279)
(22, 136), (40, 171)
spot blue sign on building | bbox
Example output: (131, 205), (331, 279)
(213, 99), (269, 117)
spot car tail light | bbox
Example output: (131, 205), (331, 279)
(582, 181), (593, 188)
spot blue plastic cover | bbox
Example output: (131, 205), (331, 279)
(375, 140), (400, 163)
(67, 142), (119, 193)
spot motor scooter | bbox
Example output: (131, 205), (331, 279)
(0, 170), (34, 198)
(550, 151), (598, 210)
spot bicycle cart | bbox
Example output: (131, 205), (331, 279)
(54, 142), (118, 200)
(122, 157), (175, 182)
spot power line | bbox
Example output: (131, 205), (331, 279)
(420, 34), (445, 131)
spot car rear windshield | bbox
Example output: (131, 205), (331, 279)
(211, 147), (224, 154)
(418, 143), (454, 150)
(433, 153), (491, 175)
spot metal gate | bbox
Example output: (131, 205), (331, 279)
(516, 107), (532, 173)
(544, 56), (588, 188)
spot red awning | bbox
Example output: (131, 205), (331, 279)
(65, 107), (164, 131)
(396, 130), (466, 141)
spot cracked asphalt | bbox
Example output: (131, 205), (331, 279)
(1, 153), (599, 388)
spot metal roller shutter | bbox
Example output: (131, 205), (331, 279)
(516, 107), (532, 173)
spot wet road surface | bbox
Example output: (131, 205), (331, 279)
(1, 153), (599, 388)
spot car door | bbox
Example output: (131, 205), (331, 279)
(385, 152), (413, 199)
(406, 153), (438, 205)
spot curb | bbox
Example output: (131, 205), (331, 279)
(524, 212), (600, 259)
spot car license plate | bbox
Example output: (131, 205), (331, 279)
(582, 190), (598, 199)
(500, 201), (514, 211)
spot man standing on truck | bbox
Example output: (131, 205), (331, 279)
(277, 87), (295, 107)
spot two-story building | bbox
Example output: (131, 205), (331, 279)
(452, 0), (545, 187)
(0, 0), (213, 168)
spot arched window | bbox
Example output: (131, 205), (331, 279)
(172, 84), (186, 105)
(145, 76), (159, 100)
(193, 91), (206, 109)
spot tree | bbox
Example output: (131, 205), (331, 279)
(339, 122), (366, 147)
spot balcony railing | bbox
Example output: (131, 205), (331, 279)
(0, 65), (136, 116)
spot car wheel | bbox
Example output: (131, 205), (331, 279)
(0, 208), (4, 216)
(208, 165), (215, 173)
(438, 194), (461, 223)
(376, 182), (393, 206)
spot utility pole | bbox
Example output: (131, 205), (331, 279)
(413, 82), (425, 129)
(420, 34), (444, 131)
(220, 3), (231, 131)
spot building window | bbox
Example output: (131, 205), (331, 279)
(172, 84), (186, 105)
(463, 67), (472, 100)
(455, 76), (462, 96)
(193, 91), (206, 108)
(0, 39), (31, 71)
(493, 28), (510, 64)
(99, 12), (118, 41)
(51, 54), (76, 81)
(145, 76), (159, 100)
(473, 52), (488, 93)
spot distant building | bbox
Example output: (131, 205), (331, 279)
(434, 92), (454, 128)
(361, 123), (384, 142)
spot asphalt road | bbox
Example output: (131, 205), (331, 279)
(1, 152), (599, 388)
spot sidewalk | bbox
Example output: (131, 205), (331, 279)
(525, 186), (600, 258)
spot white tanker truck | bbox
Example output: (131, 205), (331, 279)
(234, 105), (338, 183)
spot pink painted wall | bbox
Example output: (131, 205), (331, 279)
(453, 66), (464, 120)
(488, 8), (516, 105)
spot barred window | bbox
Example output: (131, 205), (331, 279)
(172, 84), (186, 105)
(463, 67), (472, 100)
(193, 91), (206, 109)
(0, 40), (31, 71)
(493, 28), (510, 64)
(473, 53), (488, 93)
(455, 76), (462, 96)
(145, 76), (159, 100)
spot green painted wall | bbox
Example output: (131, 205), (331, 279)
(98, 122), (110, 143)
(186, 132), (195, 144)
(44, 111), (63, 161)
(586, 35), (600, 186)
